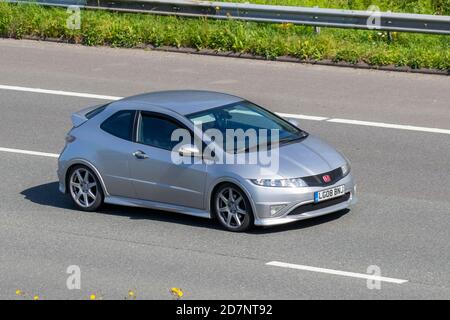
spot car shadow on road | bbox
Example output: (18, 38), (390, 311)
(21, 182), (74, 210)
(21, 182), (350, 234)
(20, 181), (221, 230)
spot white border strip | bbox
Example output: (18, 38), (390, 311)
(0, 147), (59, 158)
(266, 261), (408, 284)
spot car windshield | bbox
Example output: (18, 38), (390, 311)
(187, 101), (308, 153)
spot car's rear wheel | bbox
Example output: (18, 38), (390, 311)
(68, 165), (103, 212)
(214, 183), (253, 232)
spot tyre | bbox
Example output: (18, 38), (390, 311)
(213, 183), (254, 232)
(68, 165), (104, 212)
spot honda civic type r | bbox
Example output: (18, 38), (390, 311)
(58, 90), (356, 232)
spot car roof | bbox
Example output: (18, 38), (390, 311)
(116, 90), (244, 116)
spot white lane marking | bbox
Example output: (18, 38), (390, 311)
(276, 112), (328, 121)
(1, 84), (449, 135)
(0, 85), (122, 101)
(0, 147), (59, 158)
(327, 118), (450, 135)
(266, 261), (408, 284)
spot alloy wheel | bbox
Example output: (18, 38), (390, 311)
(215, 187), (249, 230)
(69, 168), (98, 208)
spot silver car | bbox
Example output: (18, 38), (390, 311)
(58, 91), (356, 232)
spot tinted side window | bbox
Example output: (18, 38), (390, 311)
(100, 110), (136, 141)
(138, 114), (185, 150)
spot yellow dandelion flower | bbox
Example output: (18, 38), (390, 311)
(127, 290), (137, 299)
(33, 295), (39, 300)
(15, 289), (24, 296)
(170, 287), (184, 298)
(89, 294), (97, 300)
(278, 22), (293, 30)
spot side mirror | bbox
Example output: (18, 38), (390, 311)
(178, 144), (202, 157)
(288, 118), (300, 128)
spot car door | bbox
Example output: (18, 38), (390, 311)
(129, 111), (207, 209)
(96, 109), (138, 198)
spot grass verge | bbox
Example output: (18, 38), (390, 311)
(0, 3), (448, 70)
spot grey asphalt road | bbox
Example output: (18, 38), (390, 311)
(0, 39), (449, 300)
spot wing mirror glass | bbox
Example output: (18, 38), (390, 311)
(178, 144), (202, 157)
(177, 144), (216, 161)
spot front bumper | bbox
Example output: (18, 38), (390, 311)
(245, 173), (356, 226)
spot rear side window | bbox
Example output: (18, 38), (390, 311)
(100, 110), (136, 141)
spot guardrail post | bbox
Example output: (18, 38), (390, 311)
(387, 31), (393, 42)
(313, 6), (321, 34)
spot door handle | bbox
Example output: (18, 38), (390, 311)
(133, 150), (149, 159)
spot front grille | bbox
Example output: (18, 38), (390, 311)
(302, 167), (344, 187)
(288, 193), (351, 216)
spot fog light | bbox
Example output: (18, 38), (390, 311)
(270, 204), (286, 216)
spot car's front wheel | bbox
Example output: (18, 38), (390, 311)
(68, 165), (104, 212)
(214, 184), (253, 232)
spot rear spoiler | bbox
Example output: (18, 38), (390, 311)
(71, 104), (105, 127)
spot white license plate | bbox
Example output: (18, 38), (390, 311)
(314, 185), (345, 203)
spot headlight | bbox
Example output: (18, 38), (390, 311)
(341, 162), (351, 177)
(250, 178), (307, 188)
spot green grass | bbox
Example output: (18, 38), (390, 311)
(0, 3), (449, 70)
